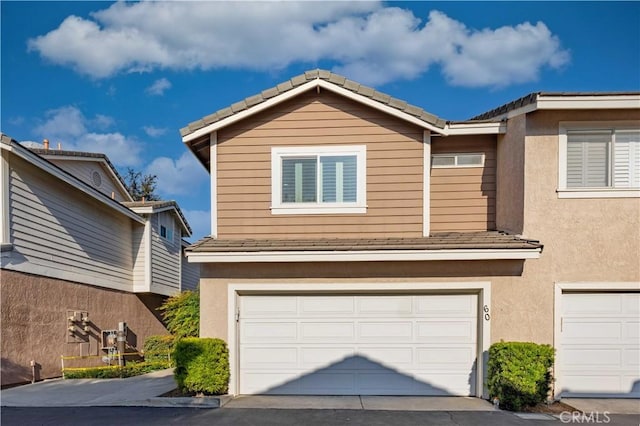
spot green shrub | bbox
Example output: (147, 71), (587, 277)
(487, 342), (555, 411)
(174, 337), (229, 395)
(144, 335), (175, 364)
(158, 290), (199, 338)
(63, 361), (170, 379)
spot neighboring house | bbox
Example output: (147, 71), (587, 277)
(181, 69), (639, 399)
(0, 136), (199, 386)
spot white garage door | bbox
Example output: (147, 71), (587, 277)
(239, 294), (478, 395)
(560, 292), (640, 397)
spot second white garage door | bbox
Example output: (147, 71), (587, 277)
(560, 292), (640, 397)
(239, 294), (478, 395)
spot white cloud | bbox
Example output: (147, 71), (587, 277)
(27, 3), (569, 87)
(145, 151), (208, 197)
(181, 209), (211, 241)
(145, 77), (171, 96)
(33, 105), (142, 167)
(143, 125), (168, 137)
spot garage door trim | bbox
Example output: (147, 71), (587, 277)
(228, 282), (491, 398)
(554, 281), (640, 399)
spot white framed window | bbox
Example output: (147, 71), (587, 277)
(159, 219), (174, 242)
(559, 122), (640, 198)
(432, 153), (485, 168)
(271, 145), (366, 214)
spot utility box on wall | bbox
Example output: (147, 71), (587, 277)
(101, 330), (118, 350)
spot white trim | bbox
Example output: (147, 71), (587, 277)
(553, 281), (640, 400)
(210, 132), (218, 238)
(226, 281), (492, 398)
(538, 95), (640, 110)
(271, 145), (366, 215)
(557, 189), (640, 198)
(423, 131), (430, 237)
(445, 122), (506, 135)
(0, 149), (10, 245)
(188, 247), (541, 263)
(182, 79), (447, 143)
(488, 94), (640, 121)
(127, 204), (191, 235)
(558, 121), (640, 197)
(2, 141), (145, 224)
(144, 219), (152, 291)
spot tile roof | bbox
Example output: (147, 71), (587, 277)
(187, 231), (542, 253)
(29, 148), (129, 193)
(180, 69), (447, 138)
(471, 91), (640, 121)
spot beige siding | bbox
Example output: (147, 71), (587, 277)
(46, 159), (129, 202)
(5, 157), (134, 291)
(430, 135), (496, 232)
(217, 90), (424, 239)
(150, 211), (181, 295)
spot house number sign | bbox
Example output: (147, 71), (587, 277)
(483, 305), (491, 321)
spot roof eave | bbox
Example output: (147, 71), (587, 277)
(182, 79), (447, 145)
(185, 247), (542, 263)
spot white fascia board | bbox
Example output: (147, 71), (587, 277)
(9, 142), (145, 224)
(128, 204), (191, 235)
(537, 95), (640, 110)
(186, 248), (541, 263)
(445, 122), (506, 135)
(183, 79), (447, 143)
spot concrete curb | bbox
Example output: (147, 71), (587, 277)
(111, 395), (234, 409)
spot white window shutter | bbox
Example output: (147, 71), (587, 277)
(567, 131), (610, 188)
(614, 131), (640, 188)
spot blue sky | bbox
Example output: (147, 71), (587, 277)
(2, 1), (639, 241)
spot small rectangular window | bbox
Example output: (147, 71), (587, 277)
(159, 224), (173, 241)
(432, 153), (484, 168)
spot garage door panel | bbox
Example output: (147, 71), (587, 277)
(416, 321), (475, 342)
(564, 294), (623, 314)
(415, 295), (476, 316)
(563, 348), (621, 368)
(300, 347), (355, 369)
(242, 321), (297, 342)
(413, 372), (475, 395)
(561, 292), (640, 397)
(300, 322), (354, 341)
(563, 320), (621, 341)
(416, 347), (475, 367)
(242, 296), (298, 316)
(300, 297), (354, 315)
(624, 321), (639, 340)
(357, 296), (413, 315)
(239, 294), (478, 396)
(241, 347), (298, 368)
(358, 322), (413, 341)
(357, 347), (414, 367)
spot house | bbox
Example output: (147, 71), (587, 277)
(0, 135), (199, 386)
(181, 70), (639, 399)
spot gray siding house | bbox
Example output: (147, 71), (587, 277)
(0, 134), (199, 386)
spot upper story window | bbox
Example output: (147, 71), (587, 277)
(159, 218), (174, 242)
(559, 122), (640, 198)
(271, 145), (366, 215)
(432, 153), (485, 168)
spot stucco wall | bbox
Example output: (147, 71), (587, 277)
(0, 270), (168, 386)
(199, 260), (526, 343)
(495, 114), (525, 235)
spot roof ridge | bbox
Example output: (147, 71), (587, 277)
(180, 69), (446, 138)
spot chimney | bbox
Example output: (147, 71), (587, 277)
(43, 139), (49, 150)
